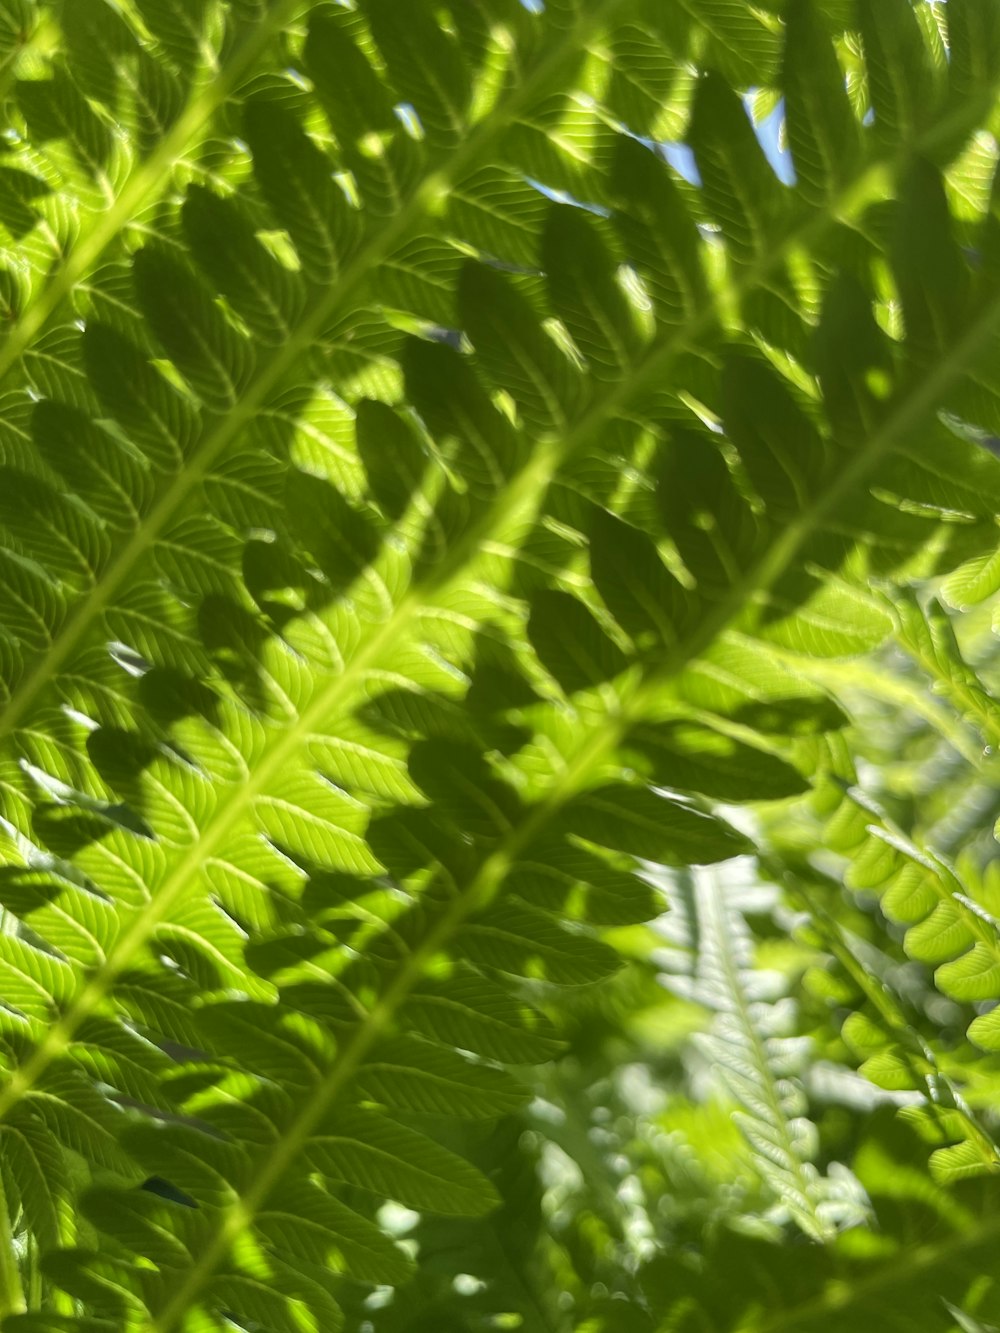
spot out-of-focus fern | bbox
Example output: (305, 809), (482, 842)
(660, 867), (869, 1239)
(641, 1108), (1000, 1333)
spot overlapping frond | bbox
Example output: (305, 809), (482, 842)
(0, 0), (998, 1327)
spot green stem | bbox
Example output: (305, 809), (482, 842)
(0, 1168), (26, 1319)
(25, 1238), (39, 1313)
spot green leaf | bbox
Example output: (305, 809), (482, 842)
(365, 0), (471, 147)
(541, 206), (644, 379)
(242, 97), (356, 283)
(557, 784), (752, 865)
(304, 6), (396, 144)
(783, 0), (861, 203)
(859, 0), (943, 148)
(182, 186), (306, 347)
(722, 353), (827, 517)
(588, 507), (683, 648)
(458, 263), (582, 433)
(947, 0), (1000, 114)
(892, 159), (970, 360)
(625, 719), (807, 801)
(458, 902), (620, 988)
(132, 247), (255, 412)
(308, 1108), (500, 1216)
(689, 71), (789, 264)
(351, 1035), (529, 1120)
(403, 968), (563, 1065)
(611, 135), (707, 326)
(527, 589), (629, 693)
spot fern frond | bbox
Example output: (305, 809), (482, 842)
(662, 866), (866, 1239)
(798, 759), (1000, 1182)
(0, 0), (999, 1326)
